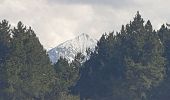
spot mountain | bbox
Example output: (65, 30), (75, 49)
(48, 33), (97, 64)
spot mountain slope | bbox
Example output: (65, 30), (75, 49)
(48, 33), (97, 63)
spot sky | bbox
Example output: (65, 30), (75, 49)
(0, 0), (170, 49)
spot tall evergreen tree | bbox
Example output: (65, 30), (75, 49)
(124, 13), (166, 100)
(77, 12), (166, 100)
(0, 20), (11, 99)
(0, 20), (11, 64)
(52, 55), (81, 100)
(149, 24), (170, 100)
(4, 22), (56, 100)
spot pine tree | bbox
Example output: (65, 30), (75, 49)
(145, 20), (152, 32)
(77, 12), (166, 100)
(5, 22), (56, 100)
(124, 12), (166, 100)
(52, 55), (81, 100)
(0, 20), (11, 99)
(0, 20), (11, 64)
(149, 24), (170, 100)
(54, 55), (81, 92)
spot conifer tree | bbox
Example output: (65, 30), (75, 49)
(5, 22), (56, 100)
(0, 20), (11, 64)
(53, 55), (81, 100)
(0, 20), (11, 100)
(149, 25), (170, 100)
(77, 12), (166, 100)
(124, 12), (166, 100)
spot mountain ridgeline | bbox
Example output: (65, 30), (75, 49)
(0, 12), (170, 100)
(48, 33), (97, 63)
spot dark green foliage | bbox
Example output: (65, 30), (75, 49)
(0, 20), (10, 64)
(54, 56), (80, 90)
(1, 12), (170, 100)
(123, 15), (165, 100)
(0, 20), (11, 100)
(54, 57), (74, 91)
(149, 25), (170, 100)
(0, 20), (80, 100)
(77, 12), (166, 100)
(51, 53), (82, 100)
(3, 21), (56, 100)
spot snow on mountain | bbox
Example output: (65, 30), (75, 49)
(48, 33), (97, 64)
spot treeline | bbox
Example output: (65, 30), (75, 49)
(0, 20), (80, 100)
(73, 12), (170, 100)
(1, 12), (170, 100)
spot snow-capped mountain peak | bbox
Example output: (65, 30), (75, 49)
(48, 33), (97, 64)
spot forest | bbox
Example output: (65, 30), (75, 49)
(0, 12), (170, 100)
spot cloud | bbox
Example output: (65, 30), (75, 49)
(0, 0), (169, 49)
(48, 0), (136, 8)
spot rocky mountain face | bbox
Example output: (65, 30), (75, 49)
(48, 33), (97, 64)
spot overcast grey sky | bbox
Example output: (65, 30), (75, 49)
(0, 0), (170, 49)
